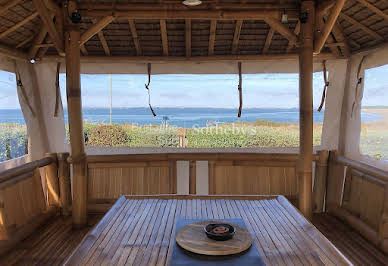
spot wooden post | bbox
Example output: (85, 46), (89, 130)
(298, 0), (315, 220)
(313, 150), (329, 213)
(45, 153), (60, 207)
(65, 1), (87, 227)
(58, 152), (71, 216)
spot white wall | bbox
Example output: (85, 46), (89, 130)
(340, 44), (388, 171)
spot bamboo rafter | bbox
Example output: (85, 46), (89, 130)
(232, 20), (243, 54)
(208, 20), (217, 56)
(128, 19), (141, 56)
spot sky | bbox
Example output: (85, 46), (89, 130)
(0, 65), (387, 109)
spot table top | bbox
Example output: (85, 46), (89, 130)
(65, 195), (351, 266)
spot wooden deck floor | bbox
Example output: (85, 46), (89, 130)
(0, 202), (387, 265)
(0, 214), (102, 266)
(313, 213), (388, 266)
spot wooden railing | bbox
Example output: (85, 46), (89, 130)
(86, 152), (323, 212)
(0, 153), (70, 256)
(326, 152), (388, 254)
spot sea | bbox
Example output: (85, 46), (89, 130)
(0, 108), (382, 128)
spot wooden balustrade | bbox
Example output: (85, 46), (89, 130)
(326, 152), (388, 254)
(86, 152), (322, 212)
(0, 155), (59, 256)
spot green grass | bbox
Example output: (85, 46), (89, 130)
(360, 127), (388, 160)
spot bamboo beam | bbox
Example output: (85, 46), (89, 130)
(42, 52), (337, 63)
(0, 12), (38, 39)
(36, 36), (51, 58)
(28, 25), (48, 59)
(185, 19), (191, 57)
(208, 20), (217, 56)
(15, 35), (34, 49)
(32, 0), (64, 55)
(315, 15), (341, 57)
(298, 0), (315, 221)
(78, 3), (297, 10)
(263, 28), (275, 54)
(80, 16), (114, 46)
(339, 12), (383, 40)
(354, 0), (388, 23)
(0, 0), (22, 16)
(331, 22), (350, 57)
(80, 44), (88, 55)
(264, 17), (298, 46)
(286, 21), (300, 52)
(91, 19), (111, 56)
(65, 2), (87, 227)
(316, 0), (337, 16)
(232, 20), (243, 54)
(128, 19), (141, 56)
(314, 0), (345, 54)
(80, 10), (284, 20)
(160, 19), (168, 56)
(98, 31), (110, 56)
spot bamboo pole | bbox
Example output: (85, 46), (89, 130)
(44, 153), (60, 207)
(313, 150), (329, 212)
(58, 152), (71, 216)
(65, 1), (87, 227)
(298, 0), (315, 221)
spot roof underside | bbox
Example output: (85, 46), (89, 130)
(0, 0), (387, 60)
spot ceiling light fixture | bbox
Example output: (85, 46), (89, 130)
(182, 0), (202, 6)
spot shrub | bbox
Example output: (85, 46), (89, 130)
(0, 123), (28, 162)
(88, 124), (130, 147)
(123, 126), (179, 147)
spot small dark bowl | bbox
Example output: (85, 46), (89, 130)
(204, 223), (235, 241)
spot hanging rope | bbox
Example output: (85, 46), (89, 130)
(237, 62), (243, 117)
(54, 62), (61, 117)
(351, 56), (366, 118)
(145, 63), (157, 117)
(317, 60), (329, 112)
(14, 60), (35, 117)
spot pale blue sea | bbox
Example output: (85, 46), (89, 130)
(0, 108), (382, 128)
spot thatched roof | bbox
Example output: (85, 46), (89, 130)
(0, 0), (387, 60)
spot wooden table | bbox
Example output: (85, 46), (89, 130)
(65, 195), (351, 266)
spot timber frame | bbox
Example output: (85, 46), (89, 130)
(0, 0), (387, 61)
(0, 0), (388, 226)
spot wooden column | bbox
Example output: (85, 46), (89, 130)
(298, 0), (315, 220)
(65, 6), (87, 227)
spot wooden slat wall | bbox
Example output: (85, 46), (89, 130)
(327, 153), (388, 253)
(87, 161), (175, 201)
(0, 169), (46, 240)
(343, 169), (386, 231)
(209, 161), (297, 197)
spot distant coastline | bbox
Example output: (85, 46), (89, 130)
(0, 107), (384, 128)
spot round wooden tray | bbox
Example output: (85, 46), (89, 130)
(176, 221), (252, 256)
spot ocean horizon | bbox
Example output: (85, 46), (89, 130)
(0, 107), (382, 128)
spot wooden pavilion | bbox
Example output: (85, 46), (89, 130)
(0, 0), (387, 264)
